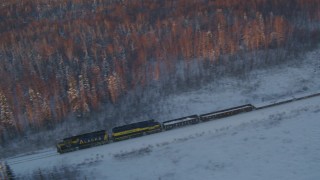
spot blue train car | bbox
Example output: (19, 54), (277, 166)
(200, 104), (255, 121)
(162, 115), (199, 130)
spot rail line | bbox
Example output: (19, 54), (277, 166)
(5, 149), (54, 161)
(256, 92), (320, 110)
(7, 152), (58, 166)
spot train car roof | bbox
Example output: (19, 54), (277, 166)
(112, 119), (157, 133)
(162, 114), (198, 124)
(200, 104), (254, 117)
(62, 130), (107, 141)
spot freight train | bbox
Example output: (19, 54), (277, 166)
(57, 104), (255, 154)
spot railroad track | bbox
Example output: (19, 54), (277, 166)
(7, 152), (58, 166)
(5, 149), (53, 160)
(256, 92), (320, 110)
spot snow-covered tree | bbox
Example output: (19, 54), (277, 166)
(0, 92), (14, 129)
(0, 162), (15, 180)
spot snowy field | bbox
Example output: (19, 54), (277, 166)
(3, 47), (320, 179)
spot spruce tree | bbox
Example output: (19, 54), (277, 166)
(5, 162), (15, 180)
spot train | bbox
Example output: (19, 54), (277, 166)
(57, 104), (256, 154)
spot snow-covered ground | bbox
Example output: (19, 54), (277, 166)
(3, 48), (320, 179)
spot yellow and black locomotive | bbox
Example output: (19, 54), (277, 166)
(112, 119), (162, 141)
(56, 130), (109, 153)
(57, 120), (162, 153)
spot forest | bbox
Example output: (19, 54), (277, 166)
(0, 0), (319, 145)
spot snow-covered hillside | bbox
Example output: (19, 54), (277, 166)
(3, 47), (320, 179)
(6, 93), (320, 180)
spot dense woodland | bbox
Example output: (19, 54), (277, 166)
(0, 0), (319, 144)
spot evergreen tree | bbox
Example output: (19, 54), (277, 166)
(5, 162), (15, 180)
